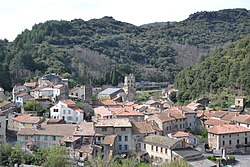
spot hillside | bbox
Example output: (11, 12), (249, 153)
(1, 8), (250, 91)
(174, 36), (250, 103)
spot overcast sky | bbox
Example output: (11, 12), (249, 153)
(1, 0), (249, 41)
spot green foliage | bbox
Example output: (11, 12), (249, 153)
(1, 9), (250, 91)
(169, 91), (177, 103)
(76, 102), (94, 120)
(24, 99), (40, 111)
(42, 145), (70, 167)
(207, 156), (217, 161)
(175, 36), (250, 103)
(0, 142), (12, 166)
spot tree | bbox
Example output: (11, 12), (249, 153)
(24, 99), (40, 111)
(169, 91), (177, 103)
(8, 144), (23, 166)
(43, 145), (70, 167)
(76, 102), (94, 121)
(0, 142), (12, 166)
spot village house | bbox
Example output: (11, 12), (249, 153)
(131, 121), (155, 152)
(92, 100), (123, 108)
(168, 131), (199, 146)
(109, 107), (145, 121)
(0, 101), (16, 116)
(204, 119), (229, 128)
(12, 85), (29, 102)
(147, 107), (197, 135)
(93, 107), (113, 120)
(14, 92), (32, 107)
(232, 115), (250, 128)
(8, 114), (46, 132)
(208, 124), (250, 153)
(69, 85), (93, 104)
(98, 88), (124, 100)
(17, 124), (77, 149)
(94, 118), (132, 155)
(24, 82), (37, 89)
(0, 114), (6, 143)
(138, 134), (183, 163)
(50, 100), (85, 124)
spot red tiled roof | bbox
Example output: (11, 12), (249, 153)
(13, 114), (32, 122)
(204, 119), (228, 126)
(61, 99), (76, 106)
(209, 124), (250, 134)
(172, 131), (191, 137)
(93, 100), (119, 106)
(232, 115), (250, 124)
(156, 112), (175, 122)
(109, 107), (144, 116)
(221, 112), (239, 121)
(210, 111), (228, 118)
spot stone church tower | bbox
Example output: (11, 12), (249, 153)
(123, 74), (136, 101)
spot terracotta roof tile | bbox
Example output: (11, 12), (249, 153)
(140, 134), (180, 148)
(172, 131), (191, 137)
(204, 119), (228, 126)
(208, 124), (250, 134)
(109, 107), (144, 116)
(232, 115), (250, 124)
(131, 121), (154, 134)
(13, 114), (32, 122)
(156, 112), (175, 122)
(60, 99), (76, 106)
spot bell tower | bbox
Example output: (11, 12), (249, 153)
(123, 74), (136, 101)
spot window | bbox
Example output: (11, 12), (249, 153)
(222, 141), (225, 146)
(245, 138), (248, 144)
(71, 93), (73, 95)
(102, 127), (107, 131)
(151, 145), (154, 151)
(124, 145), (128, 150)
(161, 147), (163, 153)
(44, 135), (48, 140)
(229, 140), (231, 145)
(52, 136), (56, 141)
(180, 124), (182, 129)
(245, 133), (247, 136)
(237, 139), (239, 144)
(119, 145), (122, 150)
(67, 116), (72, 121)
(165, 148), (168, 154)
(229, 135), (231, 137)
(63, 110), (66, 114)
(189, 123), (191, 126)
(54, 109), (58, 112)
(76, 93), (78, 96)
(119, 136), (122, 141)
(37, 135), (40, 140)
(121, 127), (126, 131)
(68, 110), (71, 114)
(156, 146), (158, 152)
(144, 144), (146, 149)
(0, 123), (1, 128)
(125, 136), (128, 141)
(76, 117), (78, 122)
(238, 134), (239, 136)
(223, 135), (225, 138)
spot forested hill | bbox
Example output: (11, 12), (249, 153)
(1, 8), (250, 91)
(174, 36), (250, 103)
